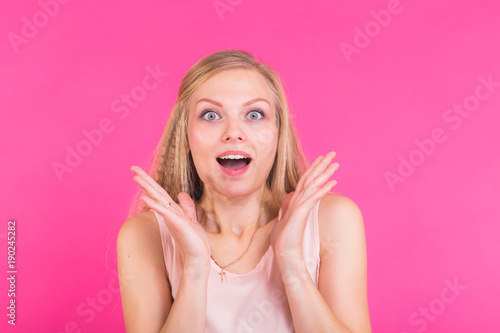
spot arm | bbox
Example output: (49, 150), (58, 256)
(117, 211), (209, 332)
(276, 194), (371, 333)
(161, 265), (209, 332)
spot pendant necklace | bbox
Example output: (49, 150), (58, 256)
(211, 227), (259, 283)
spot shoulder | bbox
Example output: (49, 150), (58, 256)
(317, 193), (363, 221)
(316, 194), (371, 332)
(117, 210), (163, 256)
(317, 194), (365, 259)
(118, 210), (159, 238)
(117, 210), (173, 332)
(117, 209), (167, 286)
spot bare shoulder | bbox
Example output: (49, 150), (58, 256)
(317, 193), (363, 220)
(117, 210), (172, 332)
(118, 210), (160, 241)
(117, 210), (166, 273)
(317, 194), (365, 259)
(316, 194), (371, 332)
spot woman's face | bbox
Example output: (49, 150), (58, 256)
(187, 69), (278, 198)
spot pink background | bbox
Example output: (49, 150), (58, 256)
(1, 0), (499, 332)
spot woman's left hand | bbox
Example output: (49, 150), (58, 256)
(270, 151), (339, 265)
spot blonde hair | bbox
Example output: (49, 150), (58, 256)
(127, 49), (310, 219)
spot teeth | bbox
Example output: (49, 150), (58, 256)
(219, 155), (248, 160)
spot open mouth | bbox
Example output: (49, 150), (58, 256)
(216, 157), (251, 170)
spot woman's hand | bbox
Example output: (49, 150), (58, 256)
(130, 166), (211, 274)
(270, 151), (339, 265)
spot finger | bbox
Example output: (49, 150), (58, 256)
(140, 196), (183, 228)
(291, 156), (324, 209)
(131, 167), (175, 207)
(302, 151), (337, 190)
(131, 165), (171, 199)
(294, 155), (324, 194)
(133, 175), (177, 212)
(295, 180), (337, 216)
(308, 180), (338, 203)
(133, 175), (163, 202)
(131, 166), (166, 195)
(296, 152), (333, 194)
(280, 192), (295, 219)
(293, 152), (336, 206)
(178, 192), (197, 223)
(301, 162), (339, 201)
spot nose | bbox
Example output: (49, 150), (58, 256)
(222, 117), (246, 142)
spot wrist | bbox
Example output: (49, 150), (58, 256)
(276, 255), (309, 284)
(273, 247), (303, 267)
(182, 260), (211, 280)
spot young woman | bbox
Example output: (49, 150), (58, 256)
(117, 50), (371, 332)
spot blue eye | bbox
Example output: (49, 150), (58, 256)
(199, 109), (265, 121)
(200, 110), (220, 121)
(248, 109), (265, 120)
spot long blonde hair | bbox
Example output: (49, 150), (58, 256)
(127, 49), (310, 219)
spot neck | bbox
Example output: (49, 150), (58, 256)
(196, 185), (277, 240)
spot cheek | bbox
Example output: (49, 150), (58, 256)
(188, 124), (213, 151)
(188, 126), (216, 168)
(253, 127), (278, 154)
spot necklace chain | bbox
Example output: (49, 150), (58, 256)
(210, 227), (259, 283)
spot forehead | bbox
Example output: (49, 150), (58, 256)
(189, 69), (274, 106)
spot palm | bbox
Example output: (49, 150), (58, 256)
(171, 192), (212, 265)
(131, 166), (211, 267)
(270, 191), (306, 260)
(270, 152), (339, 262)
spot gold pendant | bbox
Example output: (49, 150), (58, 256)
(218, 269), (226, 283)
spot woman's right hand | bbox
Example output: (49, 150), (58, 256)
(130, 165), (211, 275)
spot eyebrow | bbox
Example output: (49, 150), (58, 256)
(195, 97), (270, 107)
